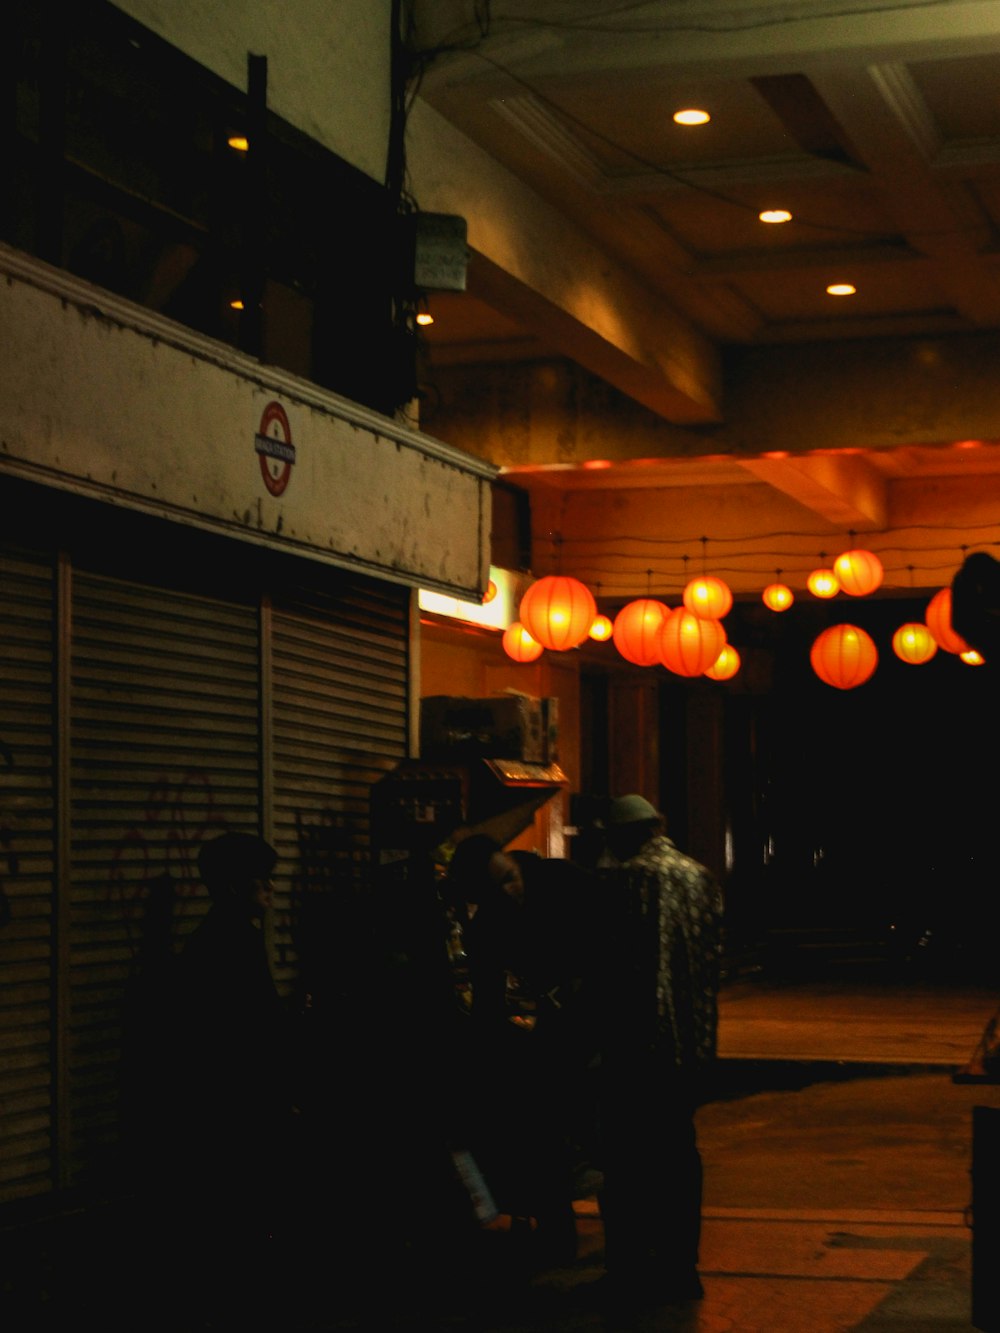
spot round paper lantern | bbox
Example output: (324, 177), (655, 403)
(612, 598), (670, 666)
(683, 574), (733, 620)
(519, 575), (596, 651)
(502, 621), (543, 662)
(658, 607), (727, 677)
(807, 567), (840, 599)
(762, 582), (794, 612)
(589, 613), (614, 642)
(892, 622), (937, 665)
(810, 623), (878, 689)
(925, 586), (971, 655)
(704, 643), (741, 681)
(833, 548), (884, 597)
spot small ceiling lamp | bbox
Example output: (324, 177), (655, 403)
(705, 643), (741, 681)
(810, 623), (878, 690)
(833, 545), (883, 597)
(658, 607), (727, 677)
(683, 574), (732, 620)
(502, 621), (543, 663)
(892, 622), (937, 666)
(925, 586), (971, 655)
(807, 556), (840, 599)
(826, 282), (856, 296)
(673, 108), (710, 125)
(961, 648), (986, 666)
(589, 613), (614, 642)
(759, 208), (792, 224)
(519, 573), (596, 652)
(613, 597), (670, 666)
(762, 570), (794, 612)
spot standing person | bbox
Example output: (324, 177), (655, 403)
(594, 794), (724, 1307)
(445, 834), (598, 1269)
(160, 831), (302, 1326)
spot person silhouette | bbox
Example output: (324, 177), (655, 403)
(161, 831), (301, 1325)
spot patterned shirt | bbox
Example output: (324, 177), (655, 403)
(603, 835), (724, 1071)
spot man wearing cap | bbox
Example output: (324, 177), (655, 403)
(594, 794), (724, 1307)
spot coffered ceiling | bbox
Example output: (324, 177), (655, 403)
(407, 0), (1000, 602)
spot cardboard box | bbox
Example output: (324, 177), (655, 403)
(420, 695), (546, 762)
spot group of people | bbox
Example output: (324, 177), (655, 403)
(443, 795), (724, 1308)
(122, 794), (724, 1324)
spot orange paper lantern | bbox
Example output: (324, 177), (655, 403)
(519, 575), (596, 651)
(658, 607), (727, 677)
(704, 643), (741, 681)
(810, 623), (878, 689)
(683, 575), (733, 620)
(589, 613), (614, 642)
(762, 582), (794, 612)
(612, 598), (670, 666)
(925, 586), (971, 655)
(502, 621), (543, 662)
(891, 622), (937, 665)
(833, 549), (884, 596)
(807, 567), (840, 599)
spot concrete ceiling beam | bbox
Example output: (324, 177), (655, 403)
(405, 99), (723, 424)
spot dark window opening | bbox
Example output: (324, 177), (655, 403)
(5, 2), (414, 417)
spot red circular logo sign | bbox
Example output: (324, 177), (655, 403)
(255, 401), (295, 496)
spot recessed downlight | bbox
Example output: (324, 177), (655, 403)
(826, 282), (857, 296)
(759, 208), (792, 224)
(673, 108), (710, 126)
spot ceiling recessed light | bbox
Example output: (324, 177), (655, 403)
(759, 209), (792, 224)
(227, 135), (249, 153)
(416, 311), (434, 326)
(826, 282), (856, 296)
(673, 108), (710, 126)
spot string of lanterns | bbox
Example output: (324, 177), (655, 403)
(501, 537), (984, 687)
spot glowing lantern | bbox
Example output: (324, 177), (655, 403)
(502, 621), (543, 663)
(926, 586), (971, 655)
(807, 567), (840, 599)
(810, 623), (878, 689)
(589, 613), (614, 642)
(833, 549), (883, 597)
(482, 579), (498, 605)
(705, 644), (741, 681)
(519, 575), (596, 651)
(658, 607), (727, 677)
(612, 598), (670, 666)
(891, 622), (937, 665)
(683, 574), (733, 620)
(762, 582), (794, 612)
(961, 648), (986, 666)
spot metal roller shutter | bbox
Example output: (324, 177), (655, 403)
(269, 575), (410, 994)
(0, 544), (57, 1205)
(67, 569), (262, 1188)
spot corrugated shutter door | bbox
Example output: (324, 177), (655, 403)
(0, 544), (57, 1205)
(269, 575), (409, 992)
(67, 570), (262, 1187)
